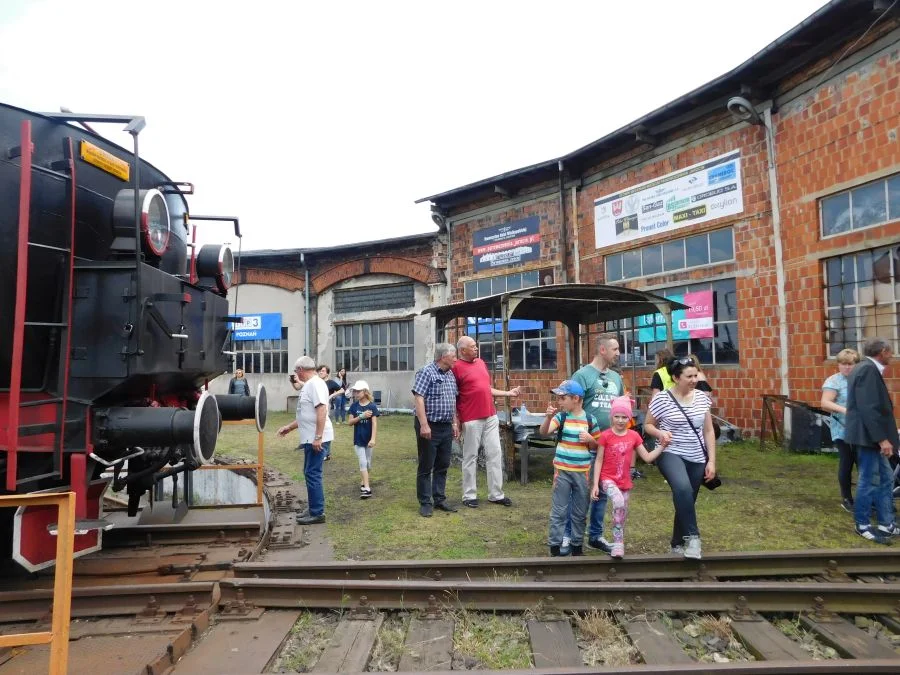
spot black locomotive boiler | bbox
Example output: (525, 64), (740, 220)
(0, 103), (266, 571)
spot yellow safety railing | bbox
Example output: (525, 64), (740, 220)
(197, 419), (264, 505)
(0, 491), (75, 674)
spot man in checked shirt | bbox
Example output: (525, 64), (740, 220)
(412, 343), (460, 517)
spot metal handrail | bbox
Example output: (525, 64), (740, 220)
(197, 419), (264, 506)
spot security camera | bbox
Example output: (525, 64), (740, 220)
(726, 96), (762, 125)
(431, 212), (446, 228)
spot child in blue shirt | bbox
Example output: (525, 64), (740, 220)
(348, 380), (379, 499)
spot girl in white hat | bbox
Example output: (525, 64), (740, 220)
(348, 381), (379, 499)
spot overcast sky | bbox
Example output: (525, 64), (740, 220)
(0, 0), (828, 252)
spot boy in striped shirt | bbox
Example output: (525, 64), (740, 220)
(540, 380), (603, 556)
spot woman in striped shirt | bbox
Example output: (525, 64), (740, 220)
(644, 357), (717, 560)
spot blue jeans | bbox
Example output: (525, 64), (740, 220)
(853, 446), (895, 528)
(332, 395), (347, 422)
(302, 441), (329, 517)
(656, 451), (706, 547)
(549, 470), (589, 547)
(564, 456), (607, 540)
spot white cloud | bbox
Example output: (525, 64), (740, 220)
(0, 0), (828, 250)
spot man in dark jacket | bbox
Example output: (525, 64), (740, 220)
(228, 368), (251, 396)
(845, 337), (899, 544)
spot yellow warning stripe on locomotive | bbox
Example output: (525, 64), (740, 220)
(79, 140), (130, 181)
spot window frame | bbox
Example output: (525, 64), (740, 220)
(335, 319), (415, 373)
(234, 327), (290, 374)
(822, 244), (900, 357)
(605, 227), (734, 282)
(819, 173), (900, 239)
(605, 278), (739, 366)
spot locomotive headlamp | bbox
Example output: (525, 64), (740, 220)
(196, 244), (234, 293)
(112, 188), (171, 257)
(142, 190), (170, 255)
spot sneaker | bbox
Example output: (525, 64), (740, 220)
(630, 468), (645, 480)
(549, 545), (562, 557)
(570, 544), (584, 556)
(683, 535), (702, 559)
(297, 513), (325, 525)
(611, 542), (624, 559)
(360, 488), (372, 499)
(876, 523), (900, 536)
(587, 537), (613, 554)
(462, 499), (479, 508)
(856, 525), (890, 544)
(488, 496), (513, 506)
(670, 545), (685, 556)
(840, 498), (854, 513)
(419, 504), (433, 518)
(559, 536), (571, 556)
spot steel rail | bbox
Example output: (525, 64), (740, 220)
(233, 548), (900, 582)
(219, 578), (900, 614)
(359, 662), (900, 674)
(0, 582), (218, 623)
(102, 521), (261, 547)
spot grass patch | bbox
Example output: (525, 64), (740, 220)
(218, 413), (885, 560)
(775, 616), (838, 659)
(574, 609), (638, 666)
(367, 614), (408, 672)
(273, 610), (337, 672)
(449, 609), (531, 669)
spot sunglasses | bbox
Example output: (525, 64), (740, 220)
(671, 357), (694, 366)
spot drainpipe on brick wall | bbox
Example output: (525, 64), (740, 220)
(571, 186), (581, 283)
(557, 161), (569, 284)
(301, 252), (310, 356)
(558, 160), (573, 373)
(763, 106), (790, 400)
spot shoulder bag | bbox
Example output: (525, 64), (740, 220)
(666, 391), (721, 490)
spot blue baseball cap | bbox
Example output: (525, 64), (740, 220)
(550, 380), (584, 397)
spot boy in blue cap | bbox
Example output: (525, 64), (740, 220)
(540, 379), (604, 556)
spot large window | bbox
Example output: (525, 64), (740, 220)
(824, 244), (900, 356)
(335, 320), (414, 372)
(821, 173), (900, 238)
(464, 270), (541, 300)
(605, 227), (734, 282)
(234, 327), (289, 374)
(463, 271), (556, 370)
(605, 278), (739, 365)
(467, 320), (558, 371)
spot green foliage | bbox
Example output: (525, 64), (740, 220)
(218, 414), (872, 560)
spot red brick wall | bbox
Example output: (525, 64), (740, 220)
(441, 30), (900, 435)
(776, 41), (900, 413)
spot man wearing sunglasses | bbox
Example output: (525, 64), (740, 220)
(570, 333), (624, 553)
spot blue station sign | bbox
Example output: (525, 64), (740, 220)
(230, 313), (283, 341)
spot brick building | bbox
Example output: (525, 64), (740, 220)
(418, 1), (900, 435)
(210, 233), (448, 410)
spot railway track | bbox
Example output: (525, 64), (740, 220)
(1, 550), (898, 673)
(232, 548), (900, 582)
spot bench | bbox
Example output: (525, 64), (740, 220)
(519, 432), (557, 485)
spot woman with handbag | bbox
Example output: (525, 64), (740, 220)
(644, 356), (717, 560)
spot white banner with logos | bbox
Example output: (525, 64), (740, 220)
(593, 151), (743, 249)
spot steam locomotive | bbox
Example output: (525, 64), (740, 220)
(0, 103), (266, 571)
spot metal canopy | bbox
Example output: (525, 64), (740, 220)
(422, 283), (688, 327)
(423, 284), (689, 473)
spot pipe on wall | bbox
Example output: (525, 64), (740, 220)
(763, 106), (790, 399)
(301, 252), (310, 356)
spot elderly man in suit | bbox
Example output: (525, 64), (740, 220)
(845, 337), (899, 544)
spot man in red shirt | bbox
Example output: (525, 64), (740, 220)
(453, 336), (521, 508)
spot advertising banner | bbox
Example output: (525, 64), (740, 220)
(594, 151), (743, 249)
(472, 217), (541, 271)
(637, 290), (713, 343)
(230, 313), (283, 341)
